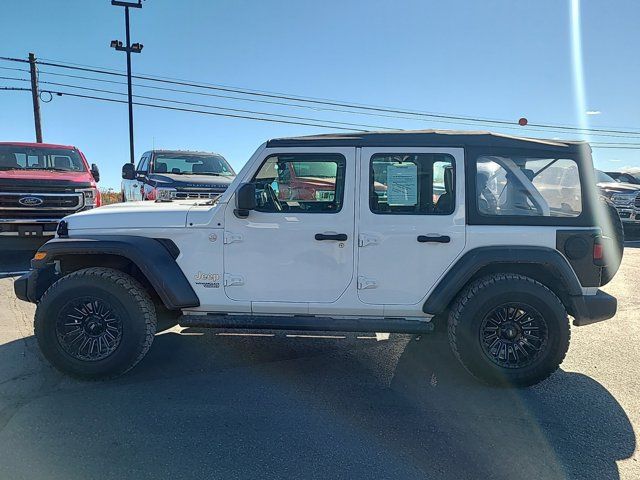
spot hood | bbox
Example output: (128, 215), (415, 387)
(148, 173), (234, 189)
(64, 200), (206, 231)
(597, 182), (640, 194)
(0, 169), (94, 186)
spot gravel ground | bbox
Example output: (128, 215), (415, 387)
(0, 240), (637, 479)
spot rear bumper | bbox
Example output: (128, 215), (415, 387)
(570, 290), (617, 326)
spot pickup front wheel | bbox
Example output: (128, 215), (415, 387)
(35, 267), (157, 380)
(447, 273), (570, 387)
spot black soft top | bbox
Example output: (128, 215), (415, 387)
(266, 129), (588, 153)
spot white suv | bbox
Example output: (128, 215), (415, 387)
(15, 130), (620, 387)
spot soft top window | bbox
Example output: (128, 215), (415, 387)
(476, 155), (582, 218)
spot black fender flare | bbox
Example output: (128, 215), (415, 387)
(423, 246), (583, 315)
(32, 235), (200, 310)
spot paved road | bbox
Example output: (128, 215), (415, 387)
(0, 242), (638, 479)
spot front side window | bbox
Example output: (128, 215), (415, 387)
(152, 153), (234, 176)
(0, 146), (85, 172)
(476, 156), (582, 217)
(251, 153), (346, 213)
(370, 153), (455, 215)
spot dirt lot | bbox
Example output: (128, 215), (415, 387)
(0, 241), (638, 479)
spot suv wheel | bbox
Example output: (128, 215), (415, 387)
(447, 273), (570, 387)
(35, 267), (157, 380)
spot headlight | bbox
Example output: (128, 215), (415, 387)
(78, 187), (101, 208)
(611, 193), (636, 206)
(155, 187), (176, 202)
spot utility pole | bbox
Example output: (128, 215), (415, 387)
(28, 52), (43, 143)
(110, 0), (144, 164)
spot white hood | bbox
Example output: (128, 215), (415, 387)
(65, 200), (200, 230)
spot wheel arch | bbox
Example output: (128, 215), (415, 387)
(30, 235), (199, 310)
(423, 246), (583, 317)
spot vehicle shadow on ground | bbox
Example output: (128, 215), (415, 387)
(0, 329), (633, 480)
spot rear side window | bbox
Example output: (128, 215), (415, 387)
(251, 153), (346, 213)
(370, 153), (455, 215)
(476, 156), (582, 217)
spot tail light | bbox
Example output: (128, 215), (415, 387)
(593, 237), (608, 266)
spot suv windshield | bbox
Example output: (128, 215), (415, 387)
(595, 170), (616, 183)
(0, 146), (85, 172)
(152, 153), (234, 176)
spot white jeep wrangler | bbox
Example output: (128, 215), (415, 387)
(15, 130), (620, 387)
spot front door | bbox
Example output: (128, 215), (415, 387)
(223, 147), (356, 304)
(357, 147), (466, 305)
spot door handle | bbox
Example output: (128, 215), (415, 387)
(315, 233), (348, 241)
(417, 235), (451, 243)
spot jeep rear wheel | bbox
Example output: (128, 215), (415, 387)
(35, 267), (156, 380)
(447, 273), (570, 387)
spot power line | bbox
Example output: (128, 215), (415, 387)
(3, 86), (368, 131)
(23, 68), (640, 140)
(4, 85), (640, 150)
(4, 55), (640, 138)
(0, 74), (395, 130)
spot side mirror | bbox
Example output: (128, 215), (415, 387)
(122, 163), (135, 180)
(234, 183), (256, 218)
(91, 163), (100, 182)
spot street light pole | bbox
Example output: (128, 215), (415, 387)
(111, 0), (144, 164)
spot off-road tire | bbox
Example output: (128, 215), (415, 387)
(35, 267), (156, 380)
(447, 273), (570, 387)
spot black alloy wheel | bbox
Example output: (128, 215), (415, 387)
(56, 297), (123, 362)
(479, 303), (548, 369)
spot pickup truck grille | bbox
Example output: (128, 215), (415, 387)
(0, 192), (83, 218)
(173, 189), (223, 200)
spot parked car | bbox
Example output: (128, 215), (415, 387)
(605, 171), (640, 185)
(16, 131), (619, 387)
(596, 169), (640, 226)
(121, 150), (235, 201)
(0, 142), (100, 237)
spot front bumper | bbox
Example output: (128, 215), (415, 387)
(613, 207), (640, 224)
(0, 218), (60, 236)
(570, 290), (617, 326)
(14, 265), (57, 304)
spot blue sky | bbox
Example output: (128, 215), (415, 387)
(1, 0), (639, 188)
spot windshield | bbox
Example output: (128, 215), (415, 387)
(151, 153), (234, 176)
(595, 170), (616, 183)
(0, 146), (86, 172)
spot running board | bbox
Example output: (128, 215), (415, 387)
(179, 314), (434, 334)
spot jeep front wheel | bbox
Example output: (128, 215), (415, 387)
(447, 273), (570, 387)
(35, 267), (157, 380)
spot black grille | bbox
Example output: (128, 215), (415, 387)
(635, 193), (640, 209)
(174, 189), (223, 199)
(0, 192), (82, 218)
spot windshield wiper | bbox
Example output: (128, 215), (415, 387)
(190, 172), (223, 176)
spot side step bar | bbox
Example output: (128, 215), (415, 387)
(179, 314), (434, 334)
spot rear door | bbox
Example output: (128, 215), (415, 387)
(223, 147), (356, 306)
(357, 147), (466, 305)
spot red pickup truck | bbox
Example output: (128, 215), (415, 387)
(0, 142), (101, 237)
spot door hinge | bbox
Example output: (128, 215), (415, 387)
(357, 276), (378, 290)
(224, 274), (245, 287)
(358, 234), (379, 247)
(224, 232), (243, 244)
